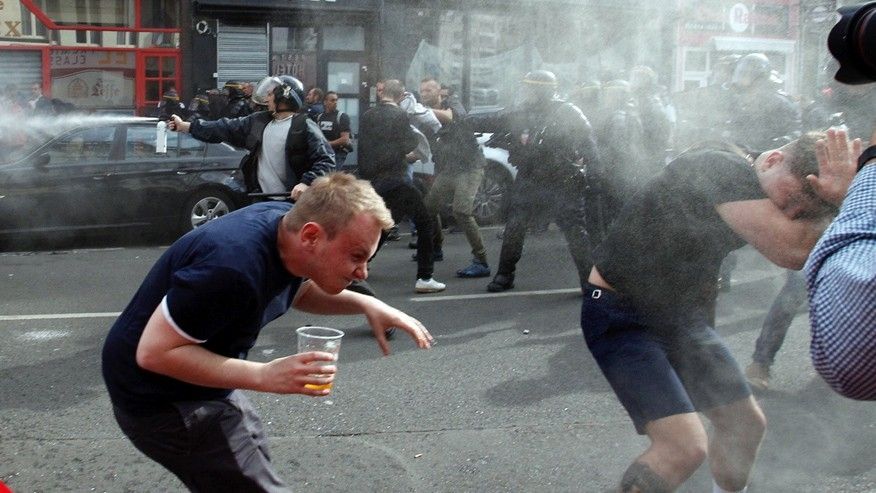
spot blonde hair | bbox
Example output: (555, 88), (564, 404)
(283, 173), (393, 237)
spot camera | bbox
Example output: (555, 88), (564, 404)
(828, 1), (876, 84)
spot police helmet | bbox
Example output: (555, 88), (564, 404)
(252, 75), (305, 111)
(162, 88), (179, 102)
(732, 53), (772, 88)
(629, 66), (658, 92)
(520, 70), (558, 105)
(223, 81), (246, 99)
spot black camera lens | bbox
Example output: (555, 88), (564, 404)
(828, 2), (876, 84)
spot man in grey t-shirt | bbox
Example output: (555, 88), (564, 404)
(168, 75), (335, 202)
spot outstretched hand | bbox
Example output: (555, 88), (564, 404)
(363, 299), (433, 356)
(166, 114), (191, 133)
(808, 128), (862, 207)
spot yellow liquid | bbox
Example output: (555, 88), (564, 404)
(304, 383), (333, 391)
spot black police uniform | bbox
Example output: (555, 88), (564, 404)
(488, 99), (598, 290)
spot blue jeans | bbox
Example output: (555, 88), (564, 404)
(751, 269), (808, 367)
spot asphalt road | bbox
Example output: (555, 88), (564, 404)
(1, 225), (874, 492)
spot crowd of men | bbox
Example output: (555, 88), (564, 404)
(0, 82), (76, 117)
(96, 48), (876, 493)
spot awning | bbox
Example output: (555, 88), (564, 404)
(194, 0), (379, 11)
(712, 36), (796, 54)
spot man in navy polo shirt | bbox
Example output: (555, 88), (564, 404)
(102, 173), (433, 491)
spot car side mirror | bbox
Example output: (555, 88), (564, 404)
(33, 153), (50, 170)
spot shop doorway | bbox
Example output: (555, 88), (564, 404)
(136, 51), (181, 116)
(270, 18), (375, 164)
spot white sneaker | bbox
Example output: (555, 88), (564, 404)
(415, 277), (446, 293)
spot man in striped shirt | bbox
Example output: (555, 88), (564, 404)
(806, 128), (876, 400)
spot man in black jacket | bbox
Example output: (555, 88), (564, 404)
(358, 79), (445, 294)
(168, 75), (334, 202)
(486, 70), (598, 293)
(220, 81), (253, 120)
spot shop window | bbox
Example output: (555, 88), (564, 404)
(323, 26), (365, 51)
(51, 50), (136, 111)
(272, 27), (318, 52)
(141, 0), (179, 29)
(39, 0), (134, 27)
(328, 62), (360, 94)
(271, 27), (318, 88)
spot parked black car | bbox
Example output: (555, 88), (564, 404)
(0, 116), (248, 249)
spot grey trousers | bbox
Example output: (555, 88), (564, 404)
(425, 164), (488, 264)
(113, 391), (290, 492)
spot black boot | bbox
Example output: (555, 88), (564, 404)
(487, 273), (514, 292)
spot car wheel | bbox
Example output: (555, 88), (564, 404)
(181, 189), (235, 234)
(473, 162), (512, 225)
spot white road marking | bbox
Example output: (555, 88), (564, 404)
(0, 312), (121, 321)
(410, 288), (581, 302)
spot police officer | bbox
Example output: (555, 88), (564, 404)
(724, 53), (801, 151)
(486, 70), (599, 292)
(186, 92), (211, 122)
(220, 80), (253, 120)
(154, 88), (186, 121)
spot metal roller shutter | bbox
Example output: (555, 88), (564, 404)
(0, 50), (42, 91)
(216, 22), (269, 86)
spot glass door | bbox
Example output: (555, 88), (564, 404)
(320, 24), (371, 167)
(136, 51), (180, 116)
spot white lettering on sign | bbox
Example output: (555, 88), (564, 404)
(729, 3), (750, 33)
(51, 50), (134, 69)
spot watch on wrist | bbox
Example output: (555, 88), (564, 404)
(857, 145), (876, 172)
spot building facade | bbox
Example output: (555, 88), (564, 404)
(187, 0), (676, 134)
(2, 1), (842, 118)
(0, 0), (182, 114)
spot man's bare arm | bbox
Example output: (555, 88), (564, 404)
(293, 280), (433, 355)
(717, 199), (829, 269)
(135, 302), (335, 395)
(432, 107), (453, 125)
(327, 131), (351, 149)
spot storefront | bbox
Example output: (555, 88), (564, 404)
(675, 0), (800, 93)
(189, 0), (674, 134)
(0, 0), (181, 114)
(188, 0), (377, 136)
(383, 0), (675, 111)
